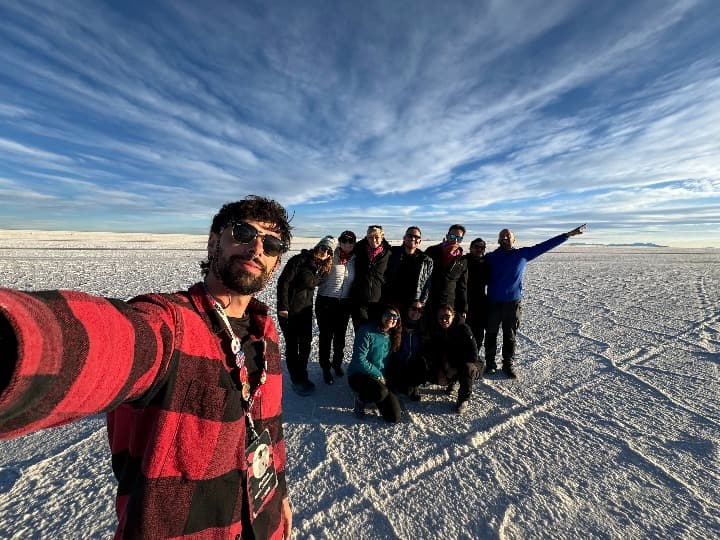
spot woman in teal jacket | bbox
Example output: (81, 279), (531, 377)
(348, 305), (403, 422)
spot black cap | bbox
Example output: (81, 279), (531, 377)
(339, 230), (357, 243)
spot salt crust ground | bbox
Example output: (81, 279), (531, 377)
(0, 230), (718, 539)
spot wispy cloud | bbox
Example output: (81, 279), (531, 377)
(0, 0), (717, 245)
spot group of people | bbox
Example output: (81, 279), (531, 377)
(276, 222), (586, 420)
(0, 193), (585, 537)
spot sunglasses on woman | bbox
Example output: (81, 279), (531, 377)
(447, 233), (463, 243)
(383, 311), (400, 321)
(228, 222), (288, 257)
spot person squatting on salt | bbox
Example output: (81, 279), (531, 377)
(422, 304), (483, 414)
(0, 195), (294, 539)
(384, 300), (428, 402)
(347, 305), (403, 423)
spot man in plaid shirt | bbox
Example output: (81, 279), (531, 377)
(0, 195), (293, 539)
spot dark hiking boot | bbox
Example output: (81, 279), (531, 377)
(455, 399), (469, 415)
(408, 386), (421, 401)
(503, 366), (518, 379)
(332, 364), (345, 377)
(292, 379), (316, 396)
(353, 397), (367, 419)
(322, 369), (334, 385)
(485, 359), (498, 375)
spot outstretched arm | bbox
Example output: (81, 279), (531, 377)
(0, 314), (17, 393)
(566, 224), (586, 237)
(0, 290), (176, 439)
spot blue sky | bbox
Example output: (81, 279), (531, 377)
(1, 0), (718, 247)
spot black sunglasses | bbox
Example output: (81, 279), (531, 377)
(228, 222), (288, 257)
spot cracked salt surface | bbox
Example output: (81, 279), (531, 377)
(0, 231), (718, 539)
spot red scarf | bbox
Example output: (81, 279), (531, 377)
(441, 242), (463, 268)
(367, 243), (384, 261)
(337, 249), (351, 265)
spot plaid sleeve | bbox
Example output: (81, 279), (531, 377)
(0, 312), (17, 393)
(0, 288), (177, 439)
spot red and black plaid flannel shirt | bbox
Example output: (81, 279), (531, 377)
(0, 283), (288, 539)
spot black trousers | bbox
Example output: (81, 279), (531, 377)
(278, 308), (313, 384)
(348, 373), (402, 423)
(485, 300), (522, 369)
(315, 295), (352, 372)
(456, 361), (481, 402)
(385, 355), (427, 395)
(432, 355), (482, 403)
(466, 306), (488, 353)
(351, 302), (382, 330)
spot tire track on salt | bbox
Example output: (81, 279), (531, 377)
(524, 303), (720, 429)
(550, 408), (720, 522)
(373, 336), (719, 503)
(338, 379), (593, 496)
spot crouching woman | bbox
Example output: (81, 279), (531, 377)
(347, 305), (403, 422)
(424, 304), (484, 414)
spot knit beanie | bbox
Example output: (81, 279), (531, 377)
(315, 235), (337, 251)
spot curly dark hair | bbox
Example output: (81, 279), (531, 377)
(311, 248), (334, 277)
(200, 195), (293, 277)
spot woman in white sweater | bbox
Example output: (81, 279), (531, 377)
(315, 230), (357, 384)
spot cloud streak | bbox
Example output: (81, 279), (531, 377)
(0, 0), (717, 245)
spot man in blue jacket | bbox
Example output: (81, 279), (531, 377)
(485, 224), (586, 378)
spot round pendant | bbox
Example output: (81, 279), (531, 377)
(231, 337), (241, 354)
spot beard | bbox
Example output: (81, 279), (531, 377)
(215, 252), (272, 295)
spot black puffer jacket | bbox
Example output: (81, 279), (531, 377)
(382, 246), (434, 306)
(422, 321), (479, 369)
(424, 243), (468, 314)
(277, 250), (326, 315)
(465, 253), (490, 312)
(351, 238), (392, 304)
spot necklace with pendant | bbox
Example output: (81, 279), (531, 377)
(202, 284), (267, 408)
